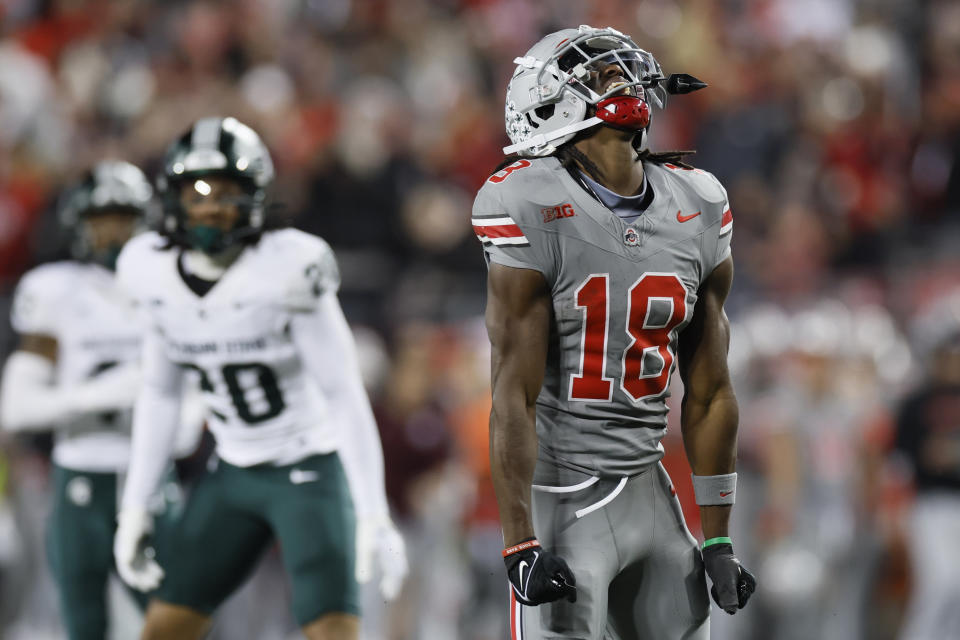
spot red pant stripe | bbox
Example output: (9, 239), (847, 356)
(509, 585), (523, 640)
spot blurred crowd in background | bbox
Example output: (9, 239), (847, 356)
(1, 0), (959, 638)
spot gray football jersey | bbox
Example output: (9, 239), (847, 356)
(475, 157), (732, 478)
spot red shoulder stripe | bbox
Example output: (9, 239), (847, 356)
(473, 223), (525, 239)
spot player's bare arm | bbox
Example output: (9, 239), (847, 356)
(487, 261), (578, 606)
(678, 255), (757, 614)
(20, 333), (58, 361)
(486, 262), (552, 547)
(678, 256), (738, 537)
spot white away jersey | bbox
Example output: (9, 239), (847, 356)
(11, 262), (142, 471)
(117, 229), (341, 467)
(474, 157), (733, 477)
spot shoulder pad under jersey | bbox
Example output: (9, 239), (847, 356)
(649, 162), (733, 270)
(116, 231), (171, 303)
(258, 229), (341, 311)
(652, 161), (728, 206)
(11, 262), (82, 335)
(477, 157), (571, 216)
(473, 157), (569, 282)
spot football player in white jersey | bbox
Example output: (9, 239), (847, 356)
(478, 26), (756, 639)
(112, 117), (406, 640)
(0, 161), (158, 640)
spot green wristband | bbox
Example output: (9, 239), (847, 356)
(701, 536), (732, 550)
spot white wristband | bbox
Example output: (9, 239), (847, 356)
(691, 472), (736, 505)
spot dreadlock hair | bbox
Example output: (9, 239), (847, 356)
(490, 134), (696, 184)
(636, 149), (697, 168)
(556, 144), (608, 184)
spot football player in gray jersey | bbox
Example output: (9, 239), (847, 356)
(477, 25), (756, 639)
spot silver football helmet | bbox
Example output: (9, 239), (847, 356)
(504, 25), (704, 157)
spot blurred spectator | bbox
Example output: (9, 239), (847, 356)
(717, 301), (910, 640)
(892, 290), (960, 640)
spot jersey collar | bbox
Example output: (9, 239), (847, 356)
(556, 156), (678, 248)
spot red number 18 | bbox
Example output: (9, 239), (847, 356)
(569, 273), (688, 403)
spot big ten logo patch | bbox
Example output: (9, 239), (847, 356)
(541, 203), (576, 223)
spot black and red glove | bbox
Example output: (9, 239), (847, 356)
(701, 538), (757, 614)
(503, 538), (577, 606)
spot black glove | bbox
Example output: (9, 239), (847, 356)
(702, 542), (757, 614)
(503, 538), (577, 606)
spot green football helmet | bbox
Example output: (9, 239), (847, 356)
(158, 117), (275, 254)
(59, 160), (153, 269)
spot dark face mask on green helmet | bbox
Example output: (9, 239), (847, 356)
(185, 224), (232, 254)
(90, 245), (125, 271)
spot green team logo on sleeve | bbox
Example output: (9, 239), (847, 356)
(304, 248), (340, 298)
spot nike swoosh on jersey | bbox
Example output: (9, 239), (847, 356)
(290, 469), (320, 484)
(676, 210), (701, 223)
(719, 490), (733, 497)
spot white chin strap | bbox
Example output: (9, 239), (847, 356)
(503, 116), (603, 155)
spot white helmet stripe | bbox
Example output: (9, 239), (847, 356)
(513, 56), (542, 69)
(192, 117), (223, 150)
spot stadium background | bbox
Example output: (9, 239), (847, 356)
(1, 0), (959, 638)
